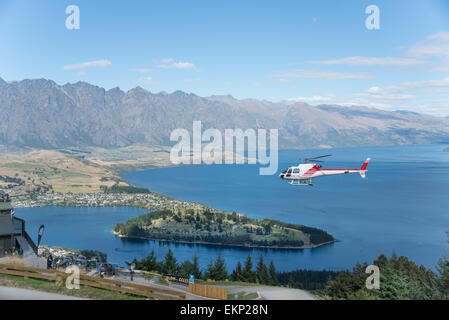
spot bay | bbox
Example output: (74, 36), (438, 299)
(17, 144), (449, 272)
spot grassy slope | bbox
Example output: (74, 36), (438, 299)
(0, 273), (146, 300)
(0, 149), (131, 194)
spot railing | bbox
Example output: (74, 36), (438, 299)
(189, 282), (227, 300)
(23, 232), (38, 255)
(0, 263), (186, 300)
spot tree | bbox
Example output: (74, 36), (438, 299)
(324, 252), (438, 300)
(205, 253), (228, 281)
(137, 250), (159, 271)
(374, 264), (409, 300)
(268, 260), (278, 286)
(288, 275), (295, 288)
(433, 233), (449, 299)
(191, 253), (202, 279)
(177, 253), (202, 279)
(256, 254), (270, 285)
(264, 224), (271, 235)
(242, 254), (256, 283)
(180, 260), (197, 278)
(324, 270), (366, 299)
(230, 261), (243, 282)
(127, 250), (161, 272)
(162, 249), (178, 275)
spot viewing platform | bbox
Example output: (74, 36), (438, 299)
(0, 191), (38, 259)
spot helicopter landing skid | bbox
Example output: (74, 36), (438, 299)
(290, 179), (313, 186)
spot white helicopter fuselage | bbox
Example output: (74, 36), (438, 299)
(279, 158), (370, 186)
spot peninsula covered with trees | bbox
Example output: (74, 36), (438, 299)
(114, 208), (335, 249)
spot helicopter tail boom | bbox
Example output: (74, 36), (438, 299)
(361, 158), (371, 171)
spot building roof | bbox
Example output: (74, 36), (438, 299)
(0, 191), (10, 201)
(0, 202), (12, 211)
(0, 192), (13, 213)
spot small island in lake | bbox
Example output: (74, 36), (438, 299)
(114, 209), (336, 249)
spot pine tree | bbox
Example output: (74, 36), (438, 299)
(205, 252), (227, 281)
(230, 261), (243, 282)
(288, 275), (295, 288)
(268, 260), (278, 285)
(162, 249), (178, 275)
(179, 260), (194, 277)
(374, 264), (409, 300)
(434, 256), (449, 299)
(127, 250), (161, 272)
(256, 254), (270, 285)
(242, 254), (256, 283)
(191, 253), (202, 279)
(141, 250), (159, 271)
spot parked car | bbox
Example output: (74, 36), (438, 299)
(74, 258), (87, 267)
(87, 259), (98, 270)
(98, 263), (116, 277)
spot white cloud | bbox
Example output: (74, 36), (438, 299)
(353, 92), (416, 101)
(367, 86), (382, 93)
(137, 76), (158, 85)
(308, 31), (449, 72)
(156, 58), (195, 70)
(406, 31), (449, 72)
(286, 95), (335, 103)
(428, 32), (449, 41)
(275, 70), (373, 80)
(407, 32), (449, 57)
(128, 68), (153, 73)
(284, 77), (449, 116)
(379, 77), (449, 93)
(309, 56), (424, 67)
(63, 59), (111, 71)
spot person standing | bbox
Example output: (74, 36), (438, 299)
(47, 254), (53, 270)
(129, 263), (135, 281)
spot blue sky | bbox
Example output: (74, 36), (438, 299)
(1, 0), (449, 116)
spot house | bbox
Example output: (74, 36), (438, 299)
(0, 191), (38, 258)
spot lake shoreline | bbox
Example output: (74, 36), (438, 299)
(112, 230), (338, 250)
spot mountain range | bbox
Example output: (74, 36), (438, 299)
(1, 77), (449, 150)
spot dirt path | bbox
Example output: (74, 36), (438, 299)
(0, 286), (87, 300)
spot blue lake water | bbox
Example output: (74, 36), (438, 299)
(16, 144), (449, 272)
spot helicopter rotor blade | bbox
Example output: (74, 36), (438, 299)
(309, 154), (332, 160)
(302, 154), (332, 162)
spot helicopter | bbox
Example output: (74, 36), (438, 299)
(279, 155), (370, 186)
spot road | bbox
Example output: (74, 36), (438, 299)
(113, 271), (208, 300)
(217, 285), (319, 300)
(0, 286), (87, 300)
(115, 271), (319, 300)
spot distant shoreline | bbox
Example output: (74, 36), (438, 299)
(112, 230), (338, 250)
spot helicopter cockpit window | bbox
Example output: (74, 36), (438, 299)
(287, 168), (292, 174)
(293, 168), (299, 174)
